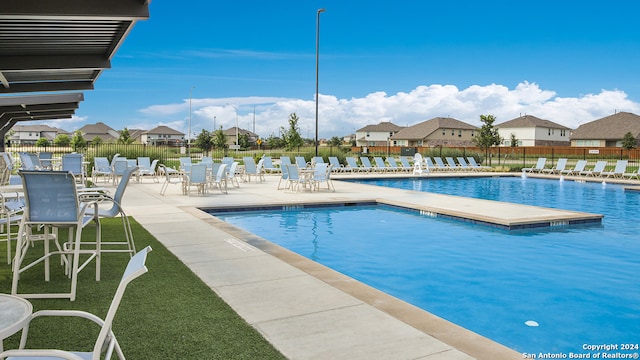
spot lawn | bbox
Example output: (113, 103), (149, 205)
(0, 217), (286, 359)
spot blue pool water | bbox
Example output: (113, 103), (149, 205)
(210, 177), (640, 355)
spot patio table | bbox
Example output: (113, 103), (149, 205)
(0, 293), (33, 352)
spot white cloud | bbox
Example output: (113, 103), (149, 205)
(138, 82), (640, 139)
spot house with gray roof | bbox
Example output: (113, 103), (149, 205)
(496, 115), (571, 146)
(570, 111), (640, 147)
(222, 127), (259, 147)
(8, 124), (68, 145)
(78, 122), (119, 143)
(140, 125), (185, 146)
(355, 122), (405, 147)
(391, 117), (477, 147)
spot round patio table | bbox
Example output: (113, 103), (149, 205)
(0, 294), (33, 352)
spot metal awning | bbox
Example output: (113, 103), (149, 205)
(0, 0), (150, 94)
(0, 92), (84, 133)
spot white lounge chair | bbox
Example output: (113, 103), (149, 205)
(262, 156), (281, 174)
(523, 157), (547, 173)
(580, 161), (607, 177)
(603, 160), (628, 178)
(622, 166), (640, 180)
(445, 157), (461, 171)
(433, 157), (450, 171)
(561, 160), (587, 176)
(542, 158), (568, 174)
(328, 156), (346, 172)
(373, 157), (391, 172)
(359, 157), (375, 172)
(345, 157), (364, 172)
(467, 157), (491, 171)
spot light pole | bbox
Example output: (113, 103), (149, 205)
(315, 8), (325, 157)
(188, 86), (194, 156)
(227, 103), (238, 151)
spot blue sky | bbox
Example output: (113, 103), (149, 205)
(46, 1), (640, 139)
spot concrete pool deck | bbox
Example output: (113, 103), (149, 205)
(120, 171), (609, 359)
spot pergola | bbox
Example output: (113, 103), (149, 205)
(0, 0), (150, 150)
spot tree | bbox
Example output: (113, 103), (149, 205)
(211, 127), (227, 149)
(35, 138), (50, 147)
(194, 129), (213, 154)
(53, 134), (71, 146)
(266, 134), (285, 148)
(622, 131), (636, 150)
(472, 114), (502, 164)
(118, 127), (134, 144)
(70, 130), (87, 151)
(510, 133), (518, 147)
(238, 133), (250, 149)
(281, 113), (304, 151)
(91, 136), (103, 145)
(328, 136), (343, 147)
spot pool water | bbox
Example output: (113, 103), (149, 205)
(211, 177), (640, 355)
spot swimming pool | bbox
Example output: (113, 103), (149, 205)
(210, 177), (640, 356)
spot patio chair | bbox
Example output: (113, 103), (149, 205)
(312, 156), (324, 166)
(222, 157), (234, 168)
(603, 160), (628, 178)
(92, 156), (113, 184)
(1, 246), (152, 360)
(61, 153), (85, 184)
(243, 157), (265, 182)
(280, 156), (292, 168)
(433, 157), (450, 171)
(328, 156), (346, 172)
(312, 163), (334, 191)
(159, 164), (184, 195)
(262, 156), (281, 174)
(560, 160), (587, 176)
(522, 157), (547, 173)
(112, 158), (129, 186)
(622, 166), (640, 180)
(399, 157), (413, 172)
(295, 156), (308, 169)
(210, 163), (228, 194)
(359, 156), (375, 172)
(179, 157), (192, 173)
(184, 164), (208, 196)
(373, 157), (392, 172)
(225, 162), (240, 188)
(445, 157), (461, 171)
(19, 152), (39, 171)
(38, 151), (53, 170)
(0, 191), (24, 264)
(542, 158), (568, 175)
(12, 170), (101, 301)
(580, 160), (607, 177)
(467, 157), (491, 171)
(386, 157), (403, 172)
(0, 152), (16, 185)
(285, 164), (308, 192)
(345, 157), (363, 172)
(456, 157), (473, 172)
(138, 159), (159, 183)
(84, 166), (138, 257)
(277, 162), (290, 190)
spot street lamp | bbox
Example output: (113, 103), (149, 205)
(188, 86), (194, 156)
(227, 103), (238, 151)
(315, 8), (325, 157)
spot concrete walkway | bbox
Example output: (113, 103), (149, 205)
(117, 172), (598, 360)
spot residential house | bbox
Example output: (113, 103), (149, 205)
(355, 122), (404, 147)
(8, 124), (68, 145)
(496, 115), (571, 146)
(391, 117), (477, 147)
(140, 126), (185, 146)
(570, 111), (640, 147)
(78, 122), (119, 143)
(223, 127), (259, 147)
